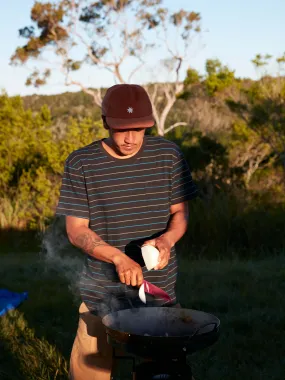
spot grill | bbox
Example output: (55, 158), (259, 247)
(102, 306), (220, 379)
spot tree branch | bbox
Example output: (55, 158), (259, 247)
(67, 80), (102, 107)
(164, 122), (188, 134)
(146, 83), (159, 126)
(175, 57), (183, 83)
(114, 64), (125, 84)
(128, 61), (145, 82)
(157, 85), (177, 135)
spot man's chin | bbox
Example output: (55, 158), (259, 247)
(121, 146), (136, 153)
(116, 149), (132, 157)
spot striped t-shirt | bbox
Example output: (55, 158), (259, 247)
(56, 135), (198, 317)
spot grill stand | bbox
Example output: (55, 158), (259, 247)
(110, 348), (193, 380)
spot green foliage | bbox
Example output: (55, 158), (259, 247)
(228, 121), (271, 186)
(204, 58), (236, 96)
(251, 53), (273, 68)
(26, 69), (51, 87)
(230, 76), (285, 168)
(52, 117), (106, 174)
(0, 197), (25, 230)
(184, 67), (201, 86)
(176, 68), (201, 100)
(170, 10), (201, 37)
(10, 0), (171, 86)
(23, 90), (102, 122)
(0, 92), (52, 193)
(0, 92), (107, 230)
(1, 53), (285, 245)
(0, 92), (58, 229)
(15, 167), (59, 230)
(11, 2), (68, 65)
(251, 52), (285, 78)
(10, 0), (204, 137)
(184, 191), (285, 258)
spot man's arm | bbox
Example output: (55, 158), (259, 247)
(66, 215), (143, 286)
(162, 201), (189, 248)
(66, 215), (120, 263)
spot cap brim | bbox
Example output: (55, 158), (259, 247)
(106, 114), (155, 130)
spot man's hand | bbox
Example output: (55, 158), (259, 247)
(142, 234), (172, 270)
(112, 254), (144, 286)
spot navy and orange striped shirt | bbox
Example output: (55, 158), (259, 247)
(56, 135), (198, 316)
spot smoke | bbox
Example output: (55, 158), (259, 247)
(40, 216), (84, 303)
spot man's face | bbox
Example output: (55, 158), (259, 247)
(108, 127), (146, 156)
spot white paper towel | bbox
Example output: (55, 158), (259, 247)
(141, 245), (159, 270)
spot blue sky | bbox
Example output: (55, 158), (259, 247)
(1, 0), (284, 96)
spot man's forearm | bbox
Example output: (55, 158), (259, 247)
(162, 211), (189, 248)
(68, 225), (123, 264)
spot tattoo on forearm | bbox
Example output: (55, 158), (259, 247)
(75, 233), (108, 255)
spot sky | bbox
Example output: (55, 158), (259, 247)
(0, 0), (284, 96)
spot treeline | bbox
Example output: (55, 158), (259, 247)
(1, 61), (285, 257)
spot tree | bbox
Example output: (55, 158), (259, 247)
(11, 0), (201, 136)
(204, 59), (236, 96)
(0, 91), (106, 229)
(228, 121), (271, 187)
(0, 92), (51, 194)
(0, 92), (56, 229)
(228, 54), (285, 172)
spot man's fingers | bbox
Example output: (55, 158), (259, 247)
(117, 262), (143, 286)
(137, 271), (144, 287)
(124, 270), (131, 285)
(131, 271), (137, 287)
(142, 240), (156, 247)
(159, 259), (168, 269)
(118, 271), (125, 284)
(155, 252), (170, 269)
(157, 251), (164, 263)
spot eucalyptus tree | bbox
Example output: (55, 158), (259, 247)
(11, 0), (201, 136)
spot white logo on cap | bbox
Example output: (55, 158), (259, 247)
(127, 107), (133, 113)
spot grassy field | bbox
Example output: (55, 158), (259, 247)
(0, 251), (284, 379)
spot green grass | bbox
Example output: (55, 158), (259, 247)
(0, 252), (284, 379)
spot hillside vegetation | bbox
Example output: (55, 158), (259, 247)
(1, 61), (285, 258)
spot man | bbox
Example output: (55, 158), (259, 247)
(56, 84), (198, 379)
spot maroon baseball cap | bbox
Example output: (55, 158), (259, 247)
(102, 84), (155, 130)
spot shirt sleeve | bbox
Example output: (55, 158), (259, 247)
(56, 156), (90, 220)
(171, 148), (198, 206)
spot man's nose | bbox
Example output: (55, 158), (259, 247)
(125, 132), (136, 143)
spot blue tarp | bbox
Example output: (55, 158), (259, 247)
(0, 289), (28, 316)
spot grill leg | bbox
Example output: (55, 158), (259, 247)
(111, 347), (136, 380)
